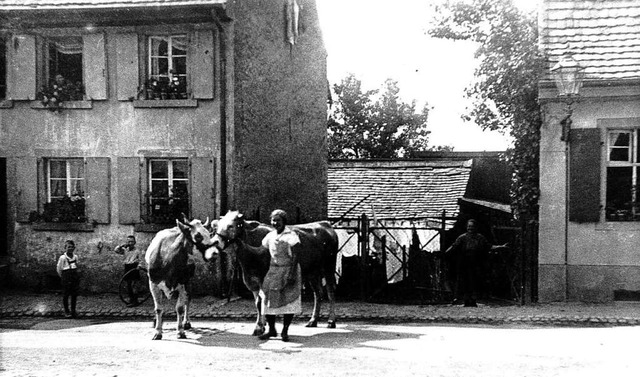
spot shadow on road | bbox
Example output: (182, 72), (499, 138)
(188, 323), (423, 351)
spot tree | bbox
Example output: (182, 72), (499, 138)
(328, 74), (441, 159)
(428, 0), (545, 220)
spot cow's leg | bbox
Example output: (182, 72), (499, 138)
(305, 277), (323, 328)
(325, 275), (337, 328)
(150, 284), (164, 340)
(175, 285), (188, 339)
(183, 285), (192, 331)
(252, 291), (265, 336)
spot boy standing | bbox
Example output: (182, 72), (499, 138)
(56, 240), (80, 318)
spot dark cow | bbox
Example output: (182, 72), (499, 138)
(203, 210), (338, 336)
(145, 215), (214, 340)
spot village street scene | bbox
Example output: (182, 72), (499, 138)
(1, 0), (640, 376)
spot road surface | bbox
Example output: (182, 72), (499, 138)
(1, 317), (637, 377)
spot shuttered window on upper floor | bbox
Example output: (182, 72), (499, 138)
(120, 28), (216, 103)
(8, 32), (106, 101)
(7, 27), (216, 104)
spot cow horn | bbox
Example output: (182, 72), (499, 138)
(181, 213), (190, 224)
(203, 217), (210, 227)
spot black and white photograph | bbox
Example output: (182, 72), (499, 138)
(1, 0), (639, 376)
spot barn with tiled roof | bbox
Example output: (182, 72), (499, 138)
(328, 159), (471, 222)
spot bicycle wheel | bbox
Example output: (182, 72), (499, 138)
(119, 268), (152, 306)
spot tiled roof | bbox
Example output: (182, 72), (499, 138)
(540, 0), (640, 81)
(0, 0), (225, 10)
(328, 160), (471, 220)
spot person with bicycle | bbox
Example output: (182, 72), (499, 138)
(115, 235), (142, 306)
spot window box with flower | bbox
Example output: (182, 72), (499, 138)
(36, 74), (86, 112)
(30, 194), (94, 231)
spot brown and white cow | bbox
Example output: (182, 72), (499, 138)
(203, 211), (339, 336)
(145, 215), (214, 340)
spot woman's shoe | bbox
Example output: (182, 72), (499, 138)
(258, 330), (277, 340)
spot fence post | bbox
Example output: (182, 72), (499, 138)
(440, 210), (447, 252)
(401, 245), (407, 281)
(359, 213), (369, 300)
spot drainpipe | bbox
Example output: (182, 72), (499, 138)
(561, 105), (573, 301)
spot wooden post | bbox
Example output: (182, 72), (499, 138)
(401, 245), (407, 280)
(359, 213), (369, 300)
(381, 235), (387, 287)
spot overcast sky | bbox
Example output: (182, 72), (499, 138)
(316, 0), (536, 152)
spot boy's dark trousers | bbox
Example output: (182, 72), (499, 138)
(61, 269), (79, 317)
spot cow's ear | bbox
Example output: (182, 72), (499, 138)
(176, 218), (190, 232)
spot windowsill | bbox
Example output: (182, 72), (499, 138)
(595, 220), (640, 231)
(30, 100), (93, 110)
(133, 99), (198, 108)
(134, 223), (174, 233)
(32, 222), (94, 232)
(0, 99), (13, 108)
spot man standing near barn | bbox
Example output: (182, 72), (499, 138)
(445, 219), (506, 307)
(259, 209), (302, 342)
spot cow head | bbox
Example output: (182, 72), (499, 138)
(176, 214), (215, 256)
(204, 210), (245, 260)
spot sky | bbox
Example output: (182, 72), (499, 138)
(316, 0), (537, 152)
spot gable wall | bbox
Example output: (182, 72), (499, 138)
(231, 0), (328, 223)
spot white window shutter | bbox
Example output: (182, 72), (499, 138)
(191, 30), (214, 99)
(83, 33), (108, 100)
(10, 35), (36, 100)
(115, 33), (139, 101)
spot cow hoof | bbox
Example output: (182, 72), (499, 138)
(252, 328), (265, 336)
(305, 320), (318, 328)
(327, 320), (336, 329)
(152, 333), (163, 340)
(178, 333), (187, 339)
(184, 322), (192, 330)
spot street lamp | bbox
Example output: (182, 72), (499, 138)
(550, 53), (585, 141)
(551, 52), (585, 302)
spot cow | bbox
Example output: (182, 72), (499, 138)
(202, 210), (338, 336)
(145, 215), (215, 340)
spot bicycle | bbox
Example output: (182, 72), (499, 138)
(118, 267), (152, 306)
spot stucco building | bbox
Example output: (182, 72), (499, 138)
(538, 0), (640, 301)
(0, 0), (328, 294)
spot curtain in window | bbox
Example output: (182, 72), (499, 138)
(52, 37), (83, 55)
(68, 160), (84, 196)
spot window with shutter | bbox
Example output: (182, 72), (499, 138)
(136, 29), (215, 102)
(41, 158), (86, 223)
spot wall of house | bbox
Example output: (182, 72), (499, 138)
(539, 92), (640, 302)
(231, 0), (328, 223)
(1, 24), (225, 294)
